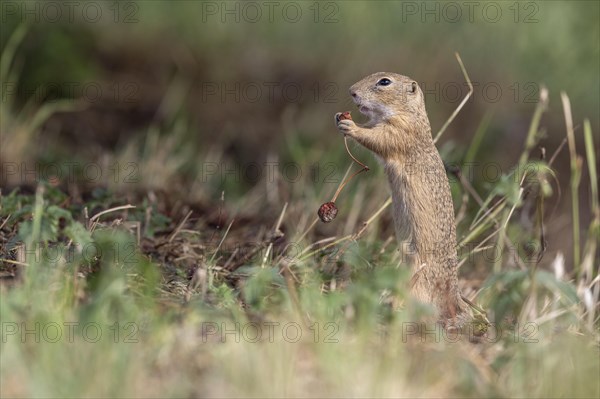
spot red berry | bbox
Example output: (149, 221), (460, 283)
(339, 111), (352, 121)
(318, 202), (338, 223)
(336, 111), (352, 123)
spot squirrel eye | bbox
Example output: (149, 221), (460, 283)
(377, 78), (392, 86)
(410, 81), (417, 93)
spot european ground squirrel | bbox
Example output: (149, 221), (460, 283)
(336, 72), (471, 329)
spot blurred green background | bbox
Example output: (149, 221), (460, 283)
(1, 0), (598, 166)
(2, 0), (598, 264)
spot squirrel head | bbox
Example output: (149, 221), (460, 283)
(349, 72), (428, 132)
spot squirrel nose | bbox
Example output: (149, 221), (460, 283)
(350, 90), (357, 98)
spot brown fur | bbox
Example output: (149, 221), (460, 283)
(336, 72), (471, 328)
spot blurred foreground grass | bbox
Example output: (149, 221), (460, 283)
(0, 163), (598, 397)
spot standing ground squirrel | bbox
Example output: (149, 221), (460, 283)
(336, 72), (471, 329)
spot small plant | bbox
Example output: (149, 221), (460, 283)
(318, 112), (370, 223)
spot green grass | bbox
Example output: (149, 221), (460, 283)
(1, 173), (598, 397)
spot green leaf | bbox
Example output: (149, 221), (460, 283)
(64, 221), (93, 248)
(46, 205), (73, 222)
(533, 270), (579, 304)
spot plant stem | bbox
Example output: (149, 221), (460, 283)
(561, 92), (581, 275)
(330, 136), (369, 202)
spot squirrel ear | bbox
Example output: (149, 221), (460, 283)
(410, 81), (418, 93)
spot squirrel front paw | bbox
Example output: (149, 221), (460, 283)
(336, 119), (357, 137)
(335, 112), (357, 136)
